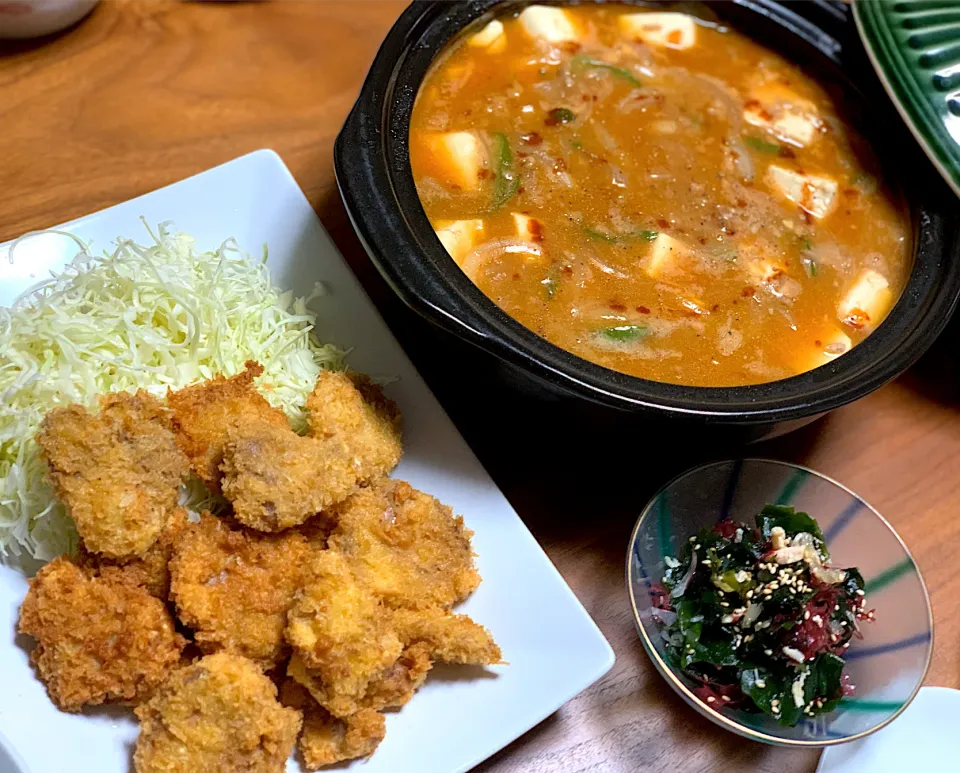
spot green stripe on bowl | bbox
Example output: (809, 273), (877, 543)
(775, 467), (806, 505)
(656, 493), (672, 560)
(839, 698), (905, 712)
(864, 558), (915, 595)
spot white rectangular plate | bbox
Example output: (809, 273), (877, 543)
(0, 150), (614, 773)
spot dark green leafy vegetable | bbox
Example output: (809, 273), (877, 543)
(490, 132), (519, 209)
(571, 55), (642, 87)
(653, 507), (871, 726)
(744, 135), (782, 154)
(548, 107), (576, 124)
(599, 324), (647, 342)
(757, 504), (828, 559)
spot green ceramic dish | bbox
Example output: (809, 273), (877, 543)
(855, 0), (960, 198)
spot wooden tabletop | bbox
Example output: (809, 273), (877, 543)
(2, 2), (957, 771)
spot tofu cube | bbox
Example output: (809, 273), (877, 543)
(423, 132), (486, 191)
(743, 82), (820, 147)
(766, 165), (838, 220)
(518, 5), (579, 43)
(619, 12), (697, 50)
(801, 328), (852, 372)
(746, 259), (786, 285)
(838, 269), (892, 330)
(468, 20), (507, 53)
(512, 212), (543, 242)
(646, 233), (694, 278)
(434, 219), (484, 264)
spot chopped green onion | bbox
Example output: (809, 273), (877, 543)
(584, 226), (658, 243)
(548, 107), (576, 124)
(804, 258), (818, 277)
(490, 132), (519, 209)
(542, 263), (561, 300)
(570, 139), (583, 150)
(744, 135), (782, 154)
(600, 324), (648, 342)
(584, 226), (619, 242)
(571, 55), (642, 87)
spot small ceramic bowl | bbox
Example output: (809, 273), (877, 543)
(627, 458), (933, 746)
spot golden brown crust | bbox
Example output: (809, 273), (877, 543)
(77, 507), (189, 599)
(280, 679), (385, 769)
(285, 551), (402, 718)
(390, 607), (502, 666)
(217, 371), (403, 533)
(327, 479), (481, 610)
(169, 513), (313, 665)
(220, 419), (358, 532)
(36, 391), (189, 558)
(305, 370), (403, 481)
(166, 361), (289, 492)
(134, 652), (301, 773)
(18, 557), (185, 711)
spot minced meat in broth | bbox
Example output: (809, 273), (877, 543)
(410, 4), (911, 387)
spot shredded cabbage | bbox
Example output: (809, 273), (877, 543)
(0, 221), (344, 561)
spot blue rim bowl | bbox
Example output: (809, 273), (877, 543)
(627, 458), (933, 747)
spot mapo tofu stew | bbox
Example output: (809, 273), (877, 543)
(410, 4), (911, 387)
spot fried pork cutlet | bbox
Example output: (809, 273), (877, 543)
(166, 361), (289, 492)
(220, 418), (359, 532)
(285, 551), (402, 718)
(288, 638), (433, 721)
(36, 391), (189, 558)
(391, 607), (502, 666)
(305, 370), (403, 481)
(169, 512), (314, 666)
(77, 507), (188, 599)
(219, 371), (403, 533)
(134, 653), (301, 773)
(280, 679), (386, 769)
(328, 479), (480, 610)
(18, 557), (185, 712)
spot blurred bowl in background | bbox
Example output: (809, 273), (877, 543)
(0, 0), (98, 39)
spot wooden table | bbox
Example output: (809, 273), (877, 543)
(2, 2), (957, 771)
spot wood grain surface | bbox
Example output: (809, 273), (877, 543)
(2, 2), (957, 772)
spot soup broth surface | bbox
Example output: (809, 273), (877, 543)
(410, 3), (911, 386)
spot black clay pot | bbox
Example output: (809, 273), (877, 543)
(334, 0), (960, 443)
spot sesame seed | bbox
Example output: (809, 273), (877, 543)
(722, 695), (731, 701)
(720, 602), (730, 607)
(856, 589), (865, 596)
(764, 649), (773, 656)
(689, 536), (696, 542)
(756, 680), (767, 689)
(702, 560), (712, 566)
(687, 648), (695, 654)
(694, 543), (702, 550)
(834, 605), (840, 612)
(812, 615), (823, 627)
(746, 590), (754, 599)
(707, 696), (716, 703)
(804, 610), (811, 620)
